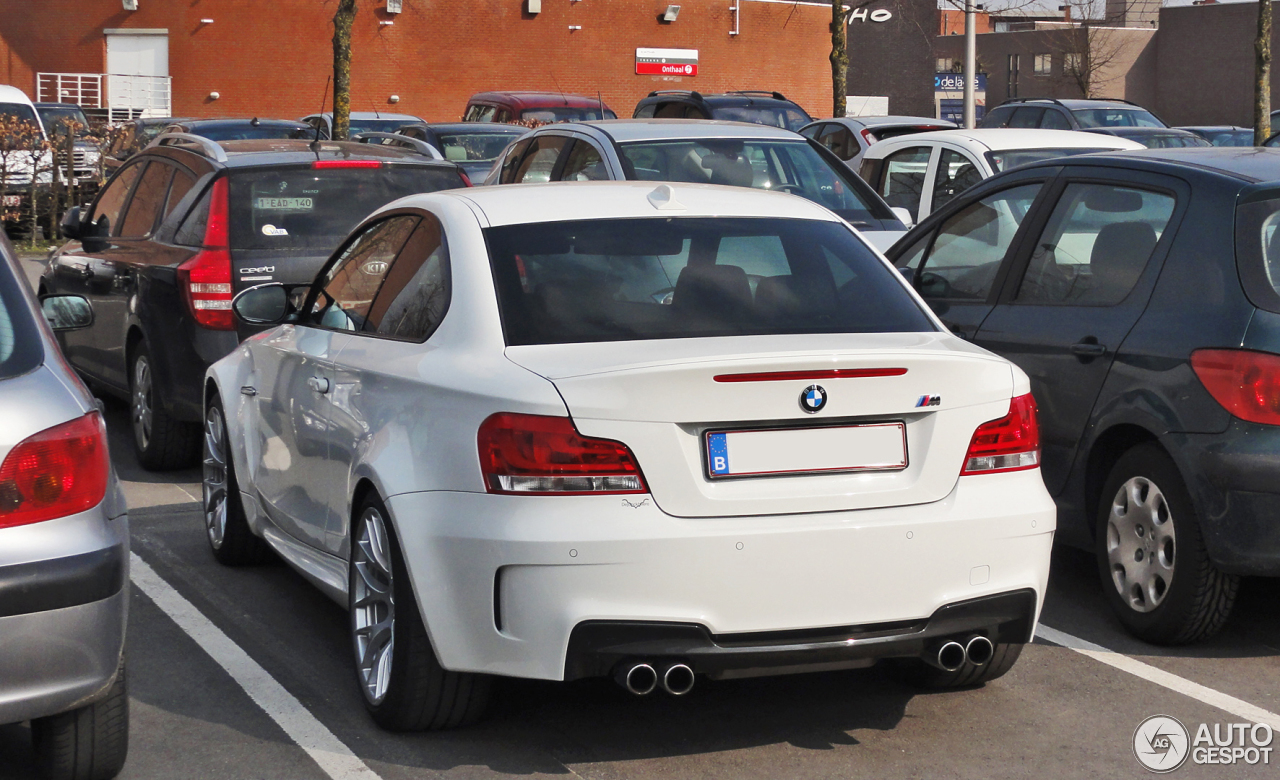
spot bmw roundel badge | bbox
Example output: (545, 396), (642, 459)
(800, 385), (827, 414)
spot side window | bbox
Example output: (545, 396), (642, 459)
(119, 162), (173, 238)
(817, 124), (846, 158)
(1040, 109), (1072, 130)
(494, 109), (512, 123)
(918, 182), (1044, 301)
(1015, 183), (1175, 306)
(798, 123), (821, 140)
(1009, 107), (1045, 128)
(931, 149), (983, 212)
(88, 162), (143, 237)
(878, 146), (931, 215)
(163, 170), (197, 222)
(559, 140), (607, 181)
(513, 136), (568, 184)
(316, 216), (420, 332)
(983, 106), (1015, 128)
(465, 105), (498, 122)
(367, 214), (451, 341)
(634, 104), (656, 119)
(174, 184), (211, 246)
(498, 138), (533, 183)
(894, 234), (931, 275)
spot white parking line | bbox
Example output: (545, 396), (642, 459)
(129, 552), (384, 780)
(1037, 624), (1280, 729)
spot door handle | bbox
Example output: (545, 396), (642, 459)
(1070, 341), (1108, 357)
(307, 376), (330, 394)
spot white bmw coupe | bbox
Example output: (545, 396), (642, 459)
(204, 181), (1055, 730)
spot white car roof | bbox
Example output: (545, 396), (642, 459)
(0, 84), (36, 107)
(573, 119), (804, 143)
(866, 128), (1145, 157)
(428, 181), (845, 228)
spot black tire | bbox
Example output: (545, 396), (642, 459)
(203, 396), (273, 566)
(129, 342), (199, 470)
(889, 642), (1023, 688)
(1095, 443), (1239, 645)
(31, 656), (129, 780)
(349, 493), (491, 731)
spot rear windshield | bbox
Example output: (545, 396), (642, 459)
(1072, 108), (1164, 128)
(0, 103), (42, 142)
(192, 125), (310, 141)
(618, 140), (885, 225)
(486, 217), (935, 346)
(519, 107), (617, 123)
(228, 165), (464, 251)
(435, 131), (526, 164)
(0, 243), (43, 381)
(711, 106), (812, 132)
(1236, 195), (1280, 314)
(1200, 130), (1254, 147)
(349, 118), (417, 135)
(986, 148), (1112, 172)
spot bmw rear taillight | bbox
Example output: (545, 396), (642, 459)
(0, 412), (109, 528)
(1190, 349), (1280, 425)
(478, 413), (647, 495)
(177, 176), (234, 330)
(961, 393), (1040, 475)
(860, 128), (877, 145)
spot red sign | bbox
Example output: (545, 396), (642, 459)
(636, 62), (698, 76)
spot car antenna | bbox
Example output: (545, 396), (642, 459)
(311, 75), (331, 152)
(250, 116), (260, 127)
(597, 90), (605, 119)
(550, 72), (569, 106)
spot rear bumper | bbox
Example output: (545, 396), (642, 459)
(1166, 424), (1280, 576)
(565, 589), (1037, 681)
(386, 469), (1056, 681)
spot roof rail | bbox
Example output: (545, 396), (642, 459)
(351, 131), (443, 160)
(647, 90), (695, 97)
(995, 97), (1070, 109)
(146, 132), (228, 163)
(725, 90), (788, 101)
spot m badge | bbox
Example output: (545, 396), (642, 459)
(916, 395), (942, 408)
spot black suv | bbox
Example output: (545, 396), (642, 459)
(41, 134), (468, 469)
(979, 98), (1166, 132)
(886, 148), (1280, 645)
(632, 91), (812, 132)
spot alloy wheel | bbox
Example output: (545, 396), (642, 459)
(1106, 476), (1176, 613)
(132, 355), (153, 451)
(352, 507), (395, 705)
(203, 405), (228, 550)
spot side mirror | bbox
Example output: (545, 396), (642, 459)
(890, 207), (915, 228)
(897, 266), (915, 283)
(41, 294), (94, 331)
(60, 206), (84, 241)
(232, 283), (291, 325)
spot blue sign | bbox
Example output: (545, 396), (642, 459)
(935, 73), (987, 92)
(707, 433), (730, 475)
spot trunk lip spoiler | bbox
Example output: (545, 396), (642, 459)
(713, 368), (908, 383)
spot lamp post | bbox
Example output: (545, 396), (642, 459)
(964, 0), (977, 129)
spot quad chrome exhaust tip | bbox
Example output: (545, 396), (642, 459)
(965, 635), (994, 667)
(660, 663), (695, 696)
(615, 663), (658, 696)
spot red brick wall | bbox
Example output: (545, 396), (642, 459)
(0, 0), (837, 122)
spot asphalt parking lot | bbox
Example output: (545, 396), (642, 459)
(5, 254), (1280, 779)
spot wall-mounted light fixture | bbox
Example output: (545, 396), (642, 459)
(208, 91), (220, 100)
(389, 95), (400, 103)
(380, 20), (394, 25)
(568, 25), (582, 31)
(527, 0), (541, 13)
(200, 18), (214, 24)
(662, 5), (681, 22)
(122, 0), (138, 10)
(387, 0), (403, 12)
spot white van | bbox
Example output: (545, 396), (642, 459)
(0, 84), (53, 230)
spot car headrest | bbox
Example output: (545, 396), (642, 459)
(1089, 222), (1157, 295)
(673, 264), (752, 319)
(1083, 187), (1144, 213)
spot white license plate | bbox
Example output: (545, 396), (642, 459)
(705, 423), (907, 479)
(2, 194), (21, 207)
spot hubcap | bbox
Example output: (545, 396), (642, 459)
(132, 355), (153, 451)
(1106, 476), (1176, 613)
(203, 405), (228, 550)
(352, 508), (395, 705)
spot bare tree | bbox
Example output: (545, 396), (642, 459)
(1256, 0), (1272, 144)
(1051, 0), (1151, 99)
(332, 0), (358, 141)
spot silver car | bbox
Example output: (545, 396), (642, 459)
(0, 231), (129, 779)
